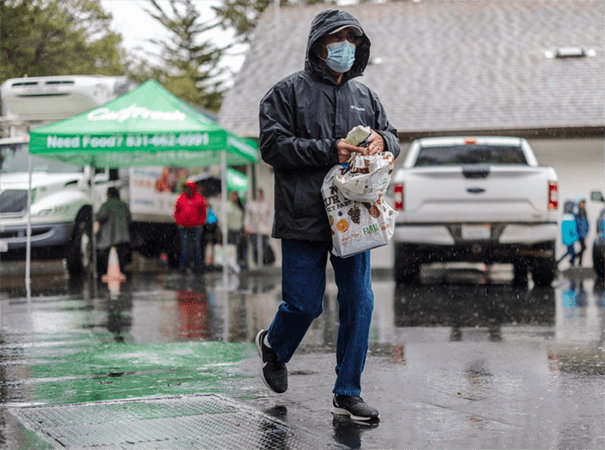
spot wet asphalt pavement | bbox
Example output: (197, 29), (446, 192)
(0, 257), (603, 449)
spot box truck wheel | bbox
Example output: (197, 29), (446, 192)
(167, 231), (181, 268)
(66, 214), (92, 276)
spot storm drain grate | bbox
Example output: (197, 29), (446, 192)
(10, 394), (347, 449)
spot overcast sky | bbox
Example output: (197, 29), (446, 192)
(99, 0), (246, 77)
(98, 0), (361, 80)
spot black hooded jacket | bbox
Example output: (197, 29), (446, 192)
(259, 9), (400, 242)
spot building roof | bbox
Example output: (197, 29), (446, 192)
(218, 1), (604, 139)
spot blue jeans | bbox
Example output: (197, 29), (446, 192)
(267, 240), (374, 396)
(179, 226), (202, 267)
(557, 244), (576, 266)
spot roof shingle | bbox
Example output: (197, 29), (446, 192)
(218, 1), (604, 138)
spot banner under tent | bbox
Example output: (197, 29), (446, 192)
(28, 79), (258, 292)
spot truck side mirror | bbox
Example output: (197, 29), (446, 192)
(93, 171), (109, 184)
(590, 191), (604, 202)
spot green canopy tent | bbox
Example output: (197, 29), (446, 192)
(27, 79), (258, 289)
(29, 79), (257, 167)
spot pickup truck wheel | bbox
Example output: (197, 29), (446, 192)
(531, 259), (556, 287)
(65, 216), (92, 276)
(512, 262), (528, 286)
(394, 245), (421, 285)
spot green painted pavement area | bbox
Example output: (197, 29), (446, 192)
(26, 339), (256, 405)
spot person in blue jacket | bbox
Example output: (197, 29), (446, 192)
(574, 196), (589, 266)
(557, 200), (578, 267)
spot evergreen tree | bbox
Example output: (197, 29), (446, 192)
(0, 0), (125, 84)
(141, 0), (227, 113)
(213, 0), (336, 44)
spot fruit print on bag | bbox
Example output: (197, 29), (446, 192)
(347, 205), (361, 224)
(336, 219), (349, 233)
(363, 202), (381, 218)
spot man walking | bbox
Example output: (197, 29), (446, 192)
(256, 9), (399, 421)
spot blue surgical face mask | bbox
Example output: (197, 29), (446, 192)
(322, 40), (356, 73)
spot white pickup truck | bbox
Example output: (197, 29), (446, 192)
(391, 136), (559, 286)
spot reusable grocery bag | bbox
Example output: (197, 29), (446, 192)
(333, 152), (395, 202)
(322, 162), (398, 258)
(213, 244), (240, 273)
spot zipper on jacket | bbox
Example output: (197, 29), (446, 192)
(333, 84), (340, 138)
(333, 83), (347, 140)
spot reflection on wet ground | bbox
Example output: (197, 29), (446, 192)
(1, 262), (603, 374)
(0, 260), (603, 449)
(394, 283), (555, 329)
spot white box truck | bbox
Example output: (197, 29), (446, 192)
(0, 75), (201, 275)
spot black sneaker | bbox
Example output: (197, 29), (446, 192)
(331, 395), (380, 421)
(255, 329), (287, 394)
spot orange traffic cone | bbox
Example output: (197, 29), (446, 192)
(159, 252), (168, 268)
(102, 247), (126, 293)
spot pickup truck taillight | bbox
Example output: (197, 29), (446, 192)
(549, 181), (558, 210)
(394, 183), (403, 210)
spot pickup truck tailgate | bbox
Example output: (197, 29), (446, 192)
(402, 166), (552, 223)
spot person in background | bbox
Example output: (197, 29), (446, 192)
(245, 188), (275, 266)
(256, 189), (275, 265)
(174, 181), (207, 273)
(225, 190), (247, 269)
(96, 187), (131, 275)
(256, 9), (399, 422)
(244, 191), (259, 261)
(155, 167), (172, 193)
(557, 200), (578, 267)
(197, 181), (219, 269)
(574, 196), (589, 266)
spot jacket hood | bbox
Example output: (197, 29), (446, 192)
(563, 200), (575, 214)
(185, 181), (197, 196)
(305, 9), (371, 84)
(573, 195), (586, 216)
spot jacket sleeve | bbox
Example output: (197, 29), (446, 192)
(259, 84), (340, 170)
(123, 204), (131, 231)
(198, 197), (207, 226)
(174, 198), (182, 225)
(370, 91), (400, 159)
(97, 203), (109, 224)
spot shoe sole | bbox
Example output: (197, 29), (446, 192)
(330, 405), (380, 421)
(255, 330), (265, 359)
(255, 330), (284, 394)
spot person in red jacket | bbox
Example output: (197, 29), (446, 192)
(174, 180), (207, 272)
